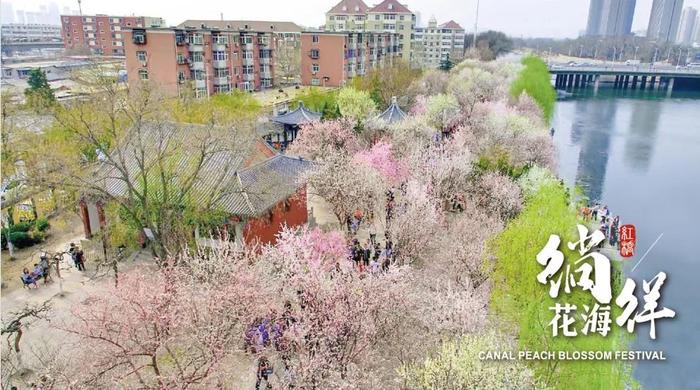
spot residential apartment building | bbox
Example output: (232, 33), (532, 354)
(124, 23), (283, 97)
(676, 7), (697, 44)
(325, 0), (415, 62)
(412, 17), (465, 68)
(585, 0), (636, 37)
(325, 0), (369, 31)
(647, 0), (684, 43)
(177, 20), (303, 85)
(60, 14), (165, 56)
(300, 31), (400, 87)
(1, 23), (62, 42)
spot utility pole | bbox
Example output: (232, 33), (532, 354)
(579, 44), (583, 57)
(77, 0), (82, 16)
(472, 0), (480, 50)
(677, 48), (683, 66)
(634, 46), (639, 61)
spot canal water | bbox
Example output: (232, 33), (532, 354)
(552, 88), (700, 389)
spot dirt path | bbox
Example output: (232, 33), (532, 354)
(1, 213), (84, 292)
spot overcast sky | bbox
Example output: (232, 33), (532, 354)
(7, 0), (700, 38)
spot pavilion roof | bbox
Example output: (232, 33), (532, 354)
(377, 96), (407, 123)
(271, 102), (321, 126)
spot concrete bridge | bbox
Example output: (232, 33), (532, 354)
(548, 64), (700, 96)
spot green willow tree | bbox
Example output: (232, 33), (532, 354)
(510, 56), (556, 122)
(490, 179), (636, 389)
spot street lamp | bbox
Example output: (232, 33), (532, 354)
(634, 46), (639, 61)
(579, 44), (584, 57)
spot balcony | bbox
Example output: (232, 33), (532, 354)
(260, 70), (272, 79)
(213, 60), (228, 68)
(214, 76), (230, 85)
(189, 43), (203, 52)
(260, 57), (270, 65)
(243, 58), (254, 66)
(243, 73), (255, 81)
(190, 61), (204, 70)
(243, 42), (254, 50)
(194, 79), (206, 89)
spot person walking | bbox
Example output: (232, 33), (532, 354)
(255, 356), (273, 390)
(74, 248), (86, 271)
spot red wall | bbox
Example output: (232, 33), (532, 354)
(243, 186), (308, 246)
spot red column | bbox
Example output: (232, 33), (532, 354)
(79, 199), (91, 238)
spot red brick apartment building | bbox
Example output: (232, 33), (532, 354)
(60, 14), (164, 56)
(300, 31), (400, 87)
(123, 21), (301, 97)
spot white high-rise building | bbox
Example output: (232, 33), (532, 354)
(676, 7), (697, 44)
(647, 0), (684, 42)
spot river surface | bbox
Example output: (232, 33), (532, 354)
(552, 88), (700, 389)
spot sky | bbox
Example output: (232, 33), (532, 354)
(5, 0), (700, 38)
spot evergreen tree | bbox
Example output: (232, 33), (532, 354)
(24, 68), (55, 109)
(439, 53), (454, 72)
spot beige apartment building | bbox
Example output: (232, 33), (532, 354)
(300, 31), (400, 87)
(124, 21), (301, 97)
(412, 17), (465, 68)
(325, 0), (415, 62)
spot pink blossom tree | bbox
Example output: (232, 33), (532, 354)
(387, 180), (445, 264)
(468, 172), (523, 221)
(352, 141), (409, 185)
(305, 151), (387, 231)
(286, 119), (363, 160)
(57, 261), (270, 388)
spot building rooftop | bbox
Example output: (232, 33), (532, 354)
(327, 0), (370, 15)
(367, 0), (413, 14)
(439, 20), (464, 30)
(376, 96), (407, 123)
(95, 121), (310, 217)
(271, 102), (321, 126)
(177, 20), (303, 33)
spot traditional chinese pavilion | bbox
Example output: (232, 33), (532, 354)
(376, 96), (407, 123)
(266, 102), (321, 150)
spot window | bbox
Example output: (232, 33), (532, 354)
(312, 34), (319, 43)
(399, 24), (404, 30)
(191, 52), (204, 62)
(177, 71), (186, 82)
(312, 63), (319, 73)
(213, 51), (228, 61)
(136, 51), (146, 62)
(191, 70), (205, 80)
(311, 78), (320, 86)
(176, 53), (186, 64)
(242, 65), (254, 74)
(138, 69), (148, 80)
(189, 33), (203, 45)
(241, 35), (253, 44)
(384, 14), (396, 20)
(215, 68), (229, 77)
(242, 50), (253, 59)
(400, 15), (405, 21)
(330, 16), (335, 21)
(212, 34), (228, 45)
(374, 15), (380, 20)
(383, 24), (395, 30)
(310, 49), (319, 59)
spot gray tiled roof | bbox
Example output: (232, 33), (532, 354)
(93, 121), (310, 218)
(377, 97), (407, 123)
(271, 102), (321, 126)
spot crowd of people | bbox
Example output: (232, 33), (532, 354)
(580, 203), (622, 249)
(19, 242), (86, 289)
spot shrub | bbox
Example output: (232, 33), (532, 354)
(9, 222), (32, 233)
(35, 217), (50, 231)
(9, 231), (35, 248)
